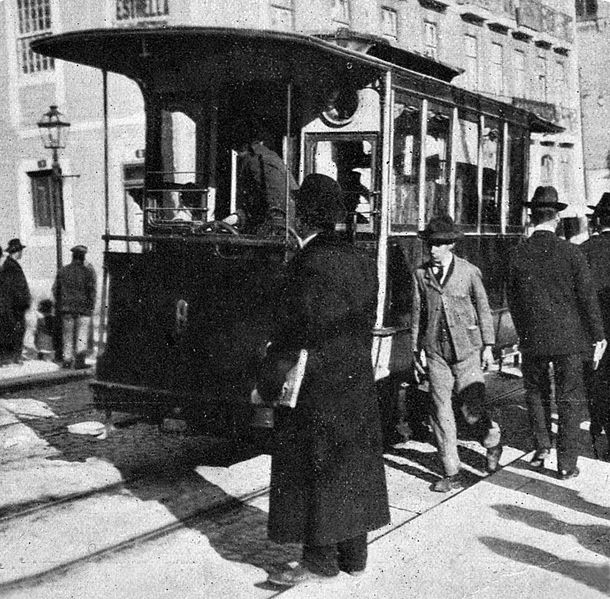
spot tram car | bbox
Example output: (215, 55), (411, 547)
(34, 27), (558, 438)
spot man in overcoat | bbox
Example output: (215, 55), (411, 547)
(580, 192), (610, 458)
(0, 239), (31, 365)
(507, 186), (605, 479)
(412, 215), (502, 493)
(263, 173), (389, 587)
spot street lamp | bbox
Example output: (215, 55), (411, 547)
(37, 105), (71, 271)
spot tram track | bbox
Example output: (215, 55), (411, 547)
(0, 482), (271, 594)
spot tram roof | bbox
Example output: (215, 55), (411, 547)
(33, 26), (560, 133)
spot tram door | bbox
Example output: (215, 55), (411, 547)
(303, 133), (378, 236)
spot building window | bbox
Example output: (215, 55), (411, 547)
(513, 49), (526, 98)
(115, 0), (169, 21)
(424, 21), (438, 59)
(538, 55), (548, 102)
(382, 8), (398, 42)
(490, 43), (504, 97)
(270, 1), (295, 31)
(464, 34), (478, 90)
(29, 170), (63, 229)
(576, 0), (597, 18)
(16, 0), (54, 74)
(332, 0), (350, 24)
(555, 61), (566, 105)
(541, 154), (554, 184)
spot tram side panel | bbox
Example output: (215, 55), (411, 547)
(93, 244), (287, 433)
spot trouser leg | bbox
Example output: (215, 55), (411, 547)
(337, 533), (368, 573)
(427, 353), (460, 476)
(74, 315), (91, 367)
(62, 315), (75, 362)
(554, 353), (584, 472)
(302, 542), (340, 577)
(522, 355), (553, 452)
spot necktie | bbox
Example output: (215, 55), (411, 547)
(435, 265), (444, 284)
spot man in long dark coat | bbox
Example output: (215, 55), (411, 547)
(507, 187), (605, 480)
(262, 174), (389, 587)
(580, 193), (610, 458)
(0, 239), (31, 365)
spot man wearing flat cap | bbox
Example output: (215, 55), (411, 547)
(53, 245), (97, 369)
(507, 186), (606, 479)
(412, 214), (502, 493)
(263, 173), (389, 587)
(0, 238), (31, 365)
(580, 192), (610, 458)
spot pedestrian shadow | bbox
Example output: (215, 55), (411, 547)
(488, 462), (610, 521)
(478, 537), (610, 595)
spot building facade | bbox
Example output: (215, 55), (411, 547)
(0, 0), (582, 305)
(576, 0), (610, 208)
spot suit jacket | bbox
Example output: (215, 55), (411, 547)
(0, 256), (31, 315)
(412, 255), (495, 361)
(507, 230), (604, 356)
(580, 231), (610, 337)
(265, 231), (389, 545)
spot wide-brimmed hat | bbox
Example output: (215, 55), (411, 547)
(523, 186), (567, 210)
(418, 214), (464, 243)
(5, 238), (26, 253)
(296, 174), (345, 228)
(70, 245), (88, 254)
(588, 192), (610, 217)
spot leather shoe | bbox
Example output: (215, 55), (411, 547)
(267, 563), (337, 587)
(558, 467), (580, 480)
(432, 473), (464, 493)
(530, 448), (550, 469)
(486, 444), (503, 473)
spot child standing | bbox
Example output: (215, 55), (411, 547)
(35, 299), (56, 361)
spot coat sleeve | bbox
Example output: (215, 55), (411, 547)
(505, 253), (525, 342)
(470, 266), (495, 346)
(572, 249), (605, 342)
(411, 271), (423, 353)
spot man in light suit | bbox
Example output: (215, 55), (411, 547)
(412, 215), (502, 493)
(507, 186), (605, 479)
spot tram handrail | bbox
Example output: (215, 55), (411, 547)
(102, 233), (288, 248)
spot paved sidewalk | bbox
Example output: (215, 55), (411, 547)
(0, 359), (94, 392)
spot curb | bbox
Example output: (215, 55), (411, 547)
(0, 367), (94, 393)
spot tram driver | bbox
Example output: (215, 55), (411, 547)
(223, 122), (299, 235)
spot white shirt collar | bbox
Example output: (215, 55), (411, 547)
(532, 222), (557, 233)
(301, 233), (318, 248)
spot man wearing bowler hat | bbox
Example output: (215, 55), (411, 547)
(507, 186), (605, 479)
(412, 214), (503, 493)
(580, 192), (610, 458)
(53, 245), (96, 369)
(0, 239), (31, 365)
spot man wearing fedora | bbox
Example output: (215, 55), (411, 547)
(507, 186), (605, 479)
(53, 245), (97, 369)
(0, 239), (31, 365)
(580, 192), (610, 458)
(412, 214), (502, 493)
(262, 174), (389, 586)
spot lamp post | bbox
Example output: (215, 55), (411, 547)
(37, 105), (70, 271)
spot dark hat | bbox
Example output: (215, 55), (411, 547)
(70, 245), (88, 254)
(588, 192), (610, 216)
(5, 238), (26, 253)
(296, 174), (345, 228)
(523, 186), (567, 210)
(418, 214), (464, 243)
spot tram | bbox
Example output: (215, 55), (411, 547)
(33, 27), (559, 438)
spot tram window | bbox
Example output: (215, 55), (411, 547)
(391, 97), (421, 231)
(454, 113), (479, 227)
(306, 135), (376, 234)
(506, 124), (527, 229)
(149, 109), (207, 223)
(481, 117), (502, 228)
(424, 104), (451, 222)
